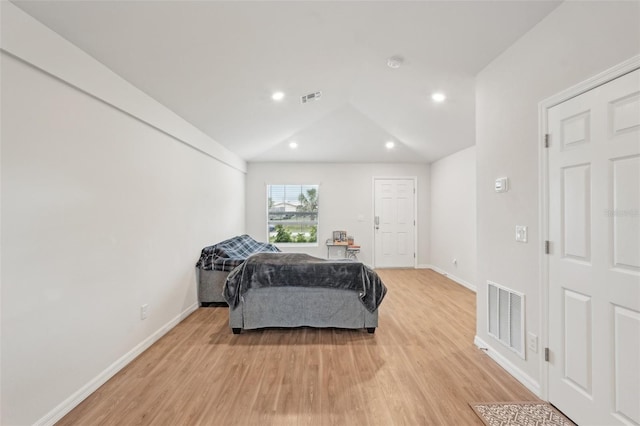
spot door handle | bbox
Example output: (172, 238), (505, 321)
(374, 216), (380, 229)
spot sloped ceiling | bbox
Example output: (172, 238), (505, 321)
(12, 0), (562, 163)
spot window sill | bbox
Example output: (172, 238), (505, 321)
(274, 243), (319, 248)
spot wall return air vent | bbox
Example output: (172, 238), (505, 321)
(301, 91), (322, 104)
(487, 281), (525, 359)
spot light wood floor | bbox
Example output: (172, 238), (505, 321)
(58, 269), (537, 425)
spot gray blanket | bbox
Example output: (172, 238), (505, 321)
(223, 253), (387, 313)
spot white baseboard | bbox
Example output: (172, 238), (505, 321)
(426, 265), (476, 292)
(474, 335), (541, 397)
(35, 302), (199, 426)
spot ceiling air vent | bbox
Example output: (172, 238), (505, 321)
(301, 91), (322, 104)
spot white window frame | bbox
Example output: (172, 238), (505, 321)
(266, 184), (319, 247)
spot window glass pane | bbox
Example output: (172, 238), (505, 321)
(267, 184), (318, 244)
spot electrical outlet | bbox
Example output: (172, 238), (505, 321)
(527, 332), (537, 353)
(141, 304), (149, 320)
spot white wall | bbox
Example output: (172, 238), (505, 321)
(1, 4), (246, 425)
(476, 0), (640, 394)
(246, 162), (430, 267)
(429, 146), (476, 290)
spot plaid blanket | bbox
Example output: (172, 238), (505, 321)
(195, 234), (280, 271)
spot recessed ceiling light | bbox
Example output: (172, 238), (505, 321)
(385, 141), (395, 149)
(432, 92), (446, 102)
(272, 91), (285, 101)
(387, 55), (404, 69)
(289, 141), (298, 149)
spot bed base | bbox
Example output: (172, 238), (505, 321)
(229, 286), (378, 334)
(196, 268), (229, 306)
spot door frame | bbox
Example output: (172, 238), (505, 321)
(372, 176), (418, 269)
(538, 55), (640, 401)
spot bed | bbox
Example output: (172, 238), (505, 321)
(195, 235), (280, 305)
(224, 252), (387, 334)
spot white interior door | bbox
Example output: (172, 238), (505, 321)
(547, 68), (640, 426)
(373, 178), (415, 268)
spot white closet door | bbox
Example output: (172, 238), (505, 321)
(547, 68), (640, 426)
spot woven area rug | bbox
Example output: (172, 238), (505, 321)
(470, 401), (576, 426)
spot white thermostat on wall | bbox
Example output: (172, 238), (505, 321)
(495, 177), (509, 193)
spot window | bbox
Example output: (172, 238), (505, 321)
(267, 184), (318, 244)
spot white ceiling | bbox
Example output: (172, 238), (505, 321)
(12, 0), (562, 164)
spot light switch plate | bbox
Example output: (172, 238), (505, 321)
(516, 225), (528, 243)
(495, 177), (509, 193)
